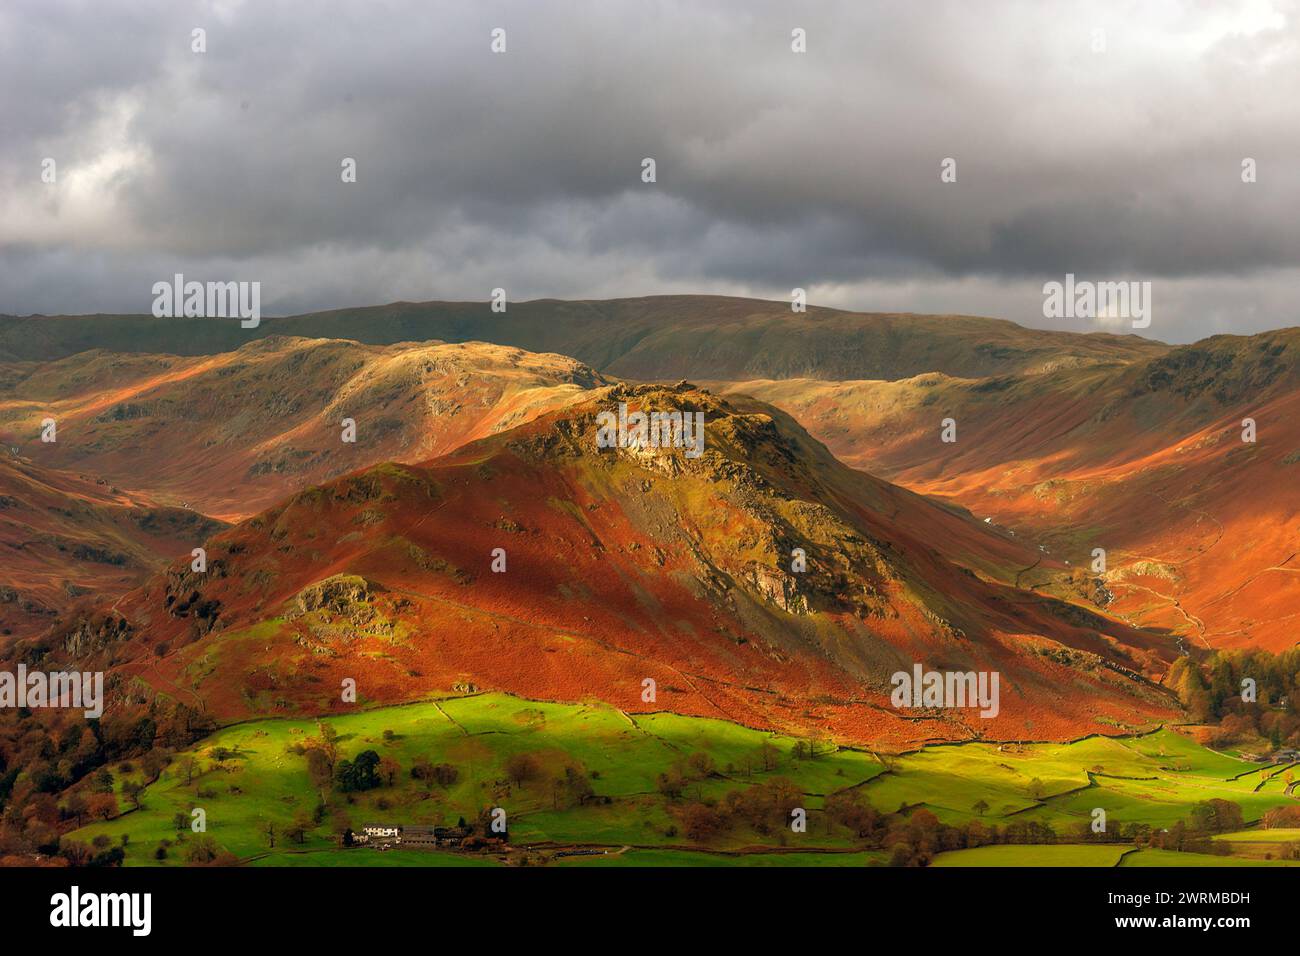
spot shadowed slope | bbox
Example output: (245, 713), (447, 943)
(721, 329), (1300, 651)
(0, 457), (224, 640)
(44, 385), (1179, 746)
(0, 295), (1167, 381)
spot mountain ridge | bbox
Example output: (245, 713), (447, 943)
(32, 383), (1179, 746)
(0, 294), (1169, 382)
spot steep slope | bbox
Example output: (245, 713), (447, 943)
(720, 329), (1300, 651)
(0, 337), (605, 521)
(0, 456), (223, 640)
(0, 295), (1167, 381)
(46, 385), (1178, 746)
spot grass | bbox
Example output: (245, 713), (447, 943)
(1119, 848), (1299, 867)
(1213, 828), (1300, 843)
(67, 695), (1300, 867)
(69, 693), (885, 865)
(931, 844), (1133, 867)
(878, 728), (1291, 832)
(554, 848), (889, 867)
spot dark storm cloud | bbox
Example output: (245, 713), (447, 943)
(1, 0), (1297, 342)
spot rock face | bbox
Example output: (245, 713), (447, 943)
(92, 381), (1178, 744)
(60, 614), (133, 657)
(744, 565), (808, 614)
(285, 574), (394, 646)
(290, 574), (373, 618)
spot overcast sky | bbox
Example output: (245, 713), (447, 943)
(2, 0), (1297, 343)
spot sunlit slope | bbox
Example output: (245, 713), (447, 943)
(0, 337), (605, 520)
(721, 329), (1300, 651)
(66, 695), (1285, 868)
(47, 384), (1180, 744)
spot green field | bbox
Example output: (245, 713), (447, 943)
(931, 844), (1134, 867)
(1119, 848), (1299, 867)
(863, 726), (1293, 833)
(1213, 828), (1300, 843)
(68, 693), (1299, 867)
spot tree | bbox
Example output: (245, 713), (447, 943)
(87, 793), (118, 821)
(305, 747), (333, 792)
(316, 721), (339, 746)
(334, 758), (353, 791)
(973, 799), (990, 816)
(679, 802), (726, 843)
(178, 755), (200, 786)
(687, 752), (716, 778)
(90, 846), (125, 868)
(285, 812), (313, 845)
(557, 765), (595, 808)
(826, 791), (880, 839)
(315, 722), (339, 771)
(335, 750), (382, 792)
(62, 793), (88, 826)
(185, 835), (219, 864)
(378, 756), (401, 787)
(331, 810), (354, 847)
(121, 781), (144, 810)
(141, 749), (168, 780)
(888, 844), (914, 867)
(1190, 799), (1244, 834)
(656, 767), (686, 800)
(505, 753), (542, 788)
(61, 841), (93, 866)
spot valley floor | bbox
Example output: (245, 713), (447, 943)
(69, 692), (1300, 867)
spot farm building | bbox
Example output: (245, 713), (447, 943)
(353, 823), (474, 849)
(355, 824), (402, 846)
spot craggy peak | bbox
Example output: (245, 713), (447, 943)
(1, 0), (1295, 941)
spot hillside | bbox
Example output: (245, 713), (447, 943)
(0, 457), (223, 640)
(719, 329), (1300, 651)
(0, 295), (1167, 382)
(66, 696), (1289, 868)
(0, 337), (605, 521)
(41, 384), (1179, 746)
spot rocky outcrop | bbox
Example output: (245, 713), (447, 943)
(289, 574), (373, 618)
(61, 614), (133, 657)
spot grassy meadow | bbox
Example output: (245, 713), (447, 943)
(68, 692), (1299, 867)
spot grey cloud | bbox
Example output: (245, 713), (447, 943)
(1, 0), (1298, 343)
